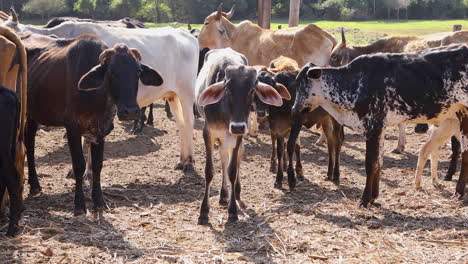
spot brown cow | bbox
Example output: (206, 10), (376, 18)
(0, 25), (27, 236)
(198, 4), (336, 67)
(22, 33), (163, 216)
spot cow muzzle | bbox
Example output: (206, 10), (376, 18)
(118, 106), (140, 121)
(229, 122), (247, 135)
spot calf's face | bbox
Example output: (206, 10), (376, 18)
(198, 65), (287, 135)
(255, 71), (291, 118)
(293, 65), (323, 115)
(78, 44), (163, 120)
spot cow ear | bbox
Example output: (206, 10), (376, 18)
(274, 83), (291, 100)
(78, 65), (107, 91)
(255, 82), (283, 107)
(198, 81), (225, 106)
(140, 64), (163, 86)
(307, 68), (322, 80)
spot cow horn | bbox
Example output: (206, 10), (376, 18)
(99, 48), (116, 65)
(341, 27), (346, 46)
(188, 23), (192, 30)
(215, 3), (223, 20)
(10, 6), (18, 23)
(223, 5), (235, 19)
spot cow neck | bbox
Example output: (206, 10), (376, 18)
(221, 19), (237, 41)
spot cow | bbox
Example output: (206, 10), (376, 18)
(22, 33), (163, 216)
(2, 13), (199, 172)
(0, 86), (23, 236)
(198, 4), (336, 67)
(330, 29), (468, 154)
(196, 48), (289, 224)
(292, 46), (468, 207)
(254, 59), (344, 189)
(44, 17), (146, 29)
(0, 25), (27, 235)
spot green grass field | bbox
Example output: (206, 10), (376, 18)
(144, 19), (468, 45)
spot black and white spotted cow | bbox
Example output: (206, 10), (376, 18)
(293, 46), (468, 206)
(196, 48), (290, 224)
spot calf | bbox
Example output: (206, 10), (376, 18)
(196, 48), (288, 224)
(0, 86), (23, 236)
(23, 34), (163, 215)
(293, 46), (468, 206)
(256, 69), (344, 190)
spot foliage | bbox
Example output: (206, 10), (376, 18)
(11, 0), (468, 22)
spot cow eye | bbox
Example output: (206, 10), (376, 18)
(204, 22), (209, 25)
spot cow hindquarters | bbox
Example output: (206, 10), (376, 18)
(168, 94), (195, 173)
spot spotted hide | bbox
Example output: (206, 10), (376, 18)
(293, 46), (468, 207)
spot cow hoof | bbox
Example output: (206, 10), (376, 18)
(146, 120), (154, 126)
(332, 178), (340, 185)
(219, 198), (229, 207)
(29, 186), (42, 196)
(288, 180), (296, 191)
(74, 207), (87, 216)
(391, 148), (403, 154)
(6, 224), (18, 237)
(183, 163), (195, 174)
(174, 163), (183, 170)
(444, 175), (453, 181)
(270, 166), (277, 173)
(359, 199), (371, 208)
(198, 216), (209, 225)
(227, 214), (239, 222)
(370, 202), (381, 207)
(66, 170), (75, 179)
(94, 202), (109, 212)
(131, 127), (143, 134)
(274, 181), (282, 189)
(296, 175), (305, 181)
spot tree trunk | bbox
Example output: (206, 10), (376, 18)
(155, 0), (161, 23)
(289, 0), (300, 27)
(258, 0), (264, 28)
(262, 0), (271, 29)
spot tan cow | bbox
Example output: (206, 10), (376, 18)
(0, 26), (27, 217)
(198, 5), (337, 67)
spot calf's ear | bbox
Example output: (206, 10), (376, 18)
(140, 64), (163, 86)
(274, 83), (291, 100)
(255, 82), (283, 107)
(78, 65), (107, 91)
(307, 68), (322, 80)
(198, 81), (225, 106)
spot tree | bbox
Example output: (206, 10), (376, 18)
(23, 0), (69, 19)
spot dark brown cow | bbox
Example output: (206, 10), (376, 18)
(22, 33), (163, 215)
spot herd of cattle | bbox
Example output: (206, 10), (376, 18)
(0, 4), (467, 236)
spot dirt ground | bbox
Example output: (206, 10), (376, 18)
(1, 103), (467, 264)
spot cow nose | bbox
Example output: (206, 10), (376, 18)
(229, 123), (247, 135)
(118, 106), (140, 121)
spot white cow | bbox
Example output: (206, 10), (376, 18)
(2, 17), (199, 171)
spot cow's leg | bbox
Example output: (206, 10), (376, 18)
(168, 95), (195, 172)
(65, 126), (87, 215)
(270, 133), (277, 173)
(445, 136), (460, 181)
(282, 146), (287, 172)
(198, 125), (214, 225)
(287, 117), (303, 190)
(147, 104), (154, 125)
(193, 103), (201, 119)
(392, 123), (406, 154)
(1, 152), (24, 237)
(164, 100), (173, 120)
(361, 128), (384, 207)
(248, 111), (259, 137)
(274, 136), (285, 189)
(456, 150), (467, 197)
(315, 130), (326, 146)
(219, 141), (230, 206)
(323, 117), (343, 184)
(0, 184), (6, 219)
(90, 137), (107, 212)
(227, 136), (243, 222)
(415, 120), (457, 189)
(294, 142), (303, 180)
(132, 107), (147, 134)
(25, 119), (41, 195)
(235, 143), (244, 208)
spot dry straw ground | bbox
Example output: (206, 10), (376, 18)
(0, 102), (466, 264)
